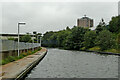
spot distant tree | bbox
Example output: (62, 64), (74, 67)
(8, 37), (15, 40)
(108, 16), (120, 33)
(96, 30), (115, 50)
(84, 31), (96, 49)
(117, 33), (120, 49)
(49, 33), (58, 47)
(95, 18), (107, 34)
(99, 18), (106, 26)
(33, 31), (37, 34)
(37, 33), (42, 37)
(20, 34), (31, 42)
(64, 27), (89, 50)
(66, 26), (71, 31)
(26, 32), (30, 35)
(57, 30), (71, 47)
(42, 31), (56, 47)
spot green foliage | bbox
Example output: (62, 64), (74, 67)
(42, 29), (71, 48)
(33, 31), (37, 34)
(84, 31), (96, 49)
(104, 49), (120, 53)
(80, 47), (86, 50)
(8, 37), (15, 40)
(88, 46), (101, 51)
(1, 47), (42, 65)
(64, 27), (89, 50)
(20, 34), (31, 42)
(42, 15), (120, 54)
(57, 30), (71, 47)
(108, 16), (120, 33)
(117, 33), (120, 49)
(95, 18), (107, 34)
(95, 30), (115, 50)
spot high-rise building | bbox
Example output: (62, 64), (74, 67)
(118, 1), (120, 15)
(77, 15), (93, 28)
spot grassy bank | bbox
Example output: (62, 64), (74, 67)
(0, 47), (42, 65)
(88, 46), (120, 54)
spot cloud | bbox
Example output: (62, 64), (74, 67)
(2, 2), (118, 34)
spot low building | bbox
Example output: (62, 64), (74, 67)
(77, 15), (94, 28)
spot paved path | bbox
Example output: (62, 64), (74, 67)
(0, 47), (47, 79)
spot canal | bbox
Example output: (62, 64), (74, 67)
(26, 48), (118, 78)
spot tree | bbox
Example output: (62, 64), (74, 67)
(66, 26), (71, 31)
(49, 33), (58, 47)
(20, 34), (32, 42)
(96, 30), (115, 50)
(42, 31), (56, 47)
(95, 18), (106, 34)
(33, 31), (37, 34)
(108, 16), (120, 33)
(57, 30), (71, 47)
(37, 33), (42, 37)
(84, 31), (96, 49)
(117, 33), (120, 49)
(64, 27), (89, 50)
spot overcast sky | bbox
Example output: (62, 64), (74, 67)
(2, 1), (119, 34)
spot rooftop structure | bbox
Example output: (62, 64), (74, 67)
(77, 15), (94, 28)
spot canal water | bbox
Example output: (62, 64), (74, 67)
(26, 48), (118, 78)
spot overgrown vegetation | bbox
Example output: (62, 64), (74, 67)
(42, 15), (120, 53)
(0, 47), (42, 65)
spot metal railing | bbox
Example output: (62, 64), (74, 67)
(1, 40), (40, 52)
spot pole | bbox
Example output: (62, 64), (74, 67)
(32, 34), (34, 51)
(17, 22), (26, 57)
(40, 37), (41, 47)
(37, 35), (38, 43)
(18, 23), (20, 57)
(37, 35), (39, 47)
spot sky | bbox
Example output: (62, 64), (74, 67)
(1, 0), (119, 34)
(118, 1), (120, 15)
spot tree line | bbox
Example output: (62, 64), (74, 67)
(42, 16), (120, 53)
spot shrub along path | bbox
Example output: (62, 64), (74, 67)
(0, 47), (47, 79)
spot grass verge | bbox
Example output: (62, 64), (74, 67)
(0, 47), (42, 65)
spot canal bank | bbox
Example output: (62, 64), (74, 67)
(57, 47), (120, 56)
(80, 50), (120, 56)
(0, 47), (47, 80)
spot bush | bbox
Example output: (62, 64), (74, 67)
(23, 53), (28, 56)
(84, 31), (96, 49)
(95, 30), (115, 50)
(117, 33), (120, 49)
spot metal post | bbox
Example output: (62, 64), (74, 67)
(17, 22), (26, 57)
(37, 35), (38, 43)
(37, 35), (39, 47)
(40, 37), (41, 47)
(18, 23), (20, 57)
(32, 34), (34, 51)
